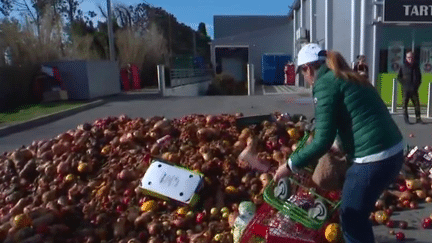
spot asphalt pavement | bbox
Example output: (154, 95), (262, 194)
(1, 92), (432, 242)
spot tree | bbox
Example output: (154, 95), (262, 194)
(198, 22), (208, 38)
(14, 0), (64, 36)
(60, 0), (81, 23)
(0, 0), (13, 16)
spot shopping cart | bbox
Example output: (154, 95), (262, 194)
(240, 127), (342, 243)
(240, 202), (331, 243)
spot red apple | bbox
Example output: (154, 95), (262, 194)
(294, 223), (304, 232)
(143, 153), (152, 164)
(423, 218), (432, 228)
(399, 185), (407, 192)
(402, 200), (411, 208)
(399, 221), (408, 229)
(386, 220), (395, 228)
(375, 200), (385, 210)
(409, 201), (418, 209)
(396, 232), (405, 241)
(327, 191), (341, 201)
(385, 208), (393, 216)
(369, 213), (376, 223)
(139, 231), (149, 241)
(196, 212), (205, 224)
(122, 197), (130, 205)
(116, 204), (125, 213)
(176, 235), (188, 243)
(123, 189), (133, 197)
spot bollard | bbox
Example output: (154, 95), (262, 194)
(391, 78), (398, 113)
(247, 64), (255, 96)
(428, 82), (432, 118)
(157, 65), (165, 96)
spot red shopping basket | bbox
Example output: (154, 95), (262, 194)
(240, 129), (342, 243)
(240, 203), (327, 243)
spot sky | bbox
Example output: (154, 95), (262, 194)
(80, 0), (295, 39)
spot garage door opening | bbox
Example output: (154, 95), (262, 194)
(215, 47), (249, 81)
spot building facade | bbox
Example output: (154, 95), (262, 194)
(210, 16), (293, 83)
(292, 0), (432, 92)
(211, 0), (432, 103)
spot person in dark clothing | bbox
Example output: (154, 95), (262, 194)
(353, 55), (369, 79)
(397, 51), (422, 124)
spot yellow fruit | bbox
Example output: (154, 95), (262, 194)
(213, 233), (222, 241)
(325, 223), (342, 243)
(374, 210), (389, 224)
(140, 200), (157, 212)
(406, 179), (421, 190)
(210, 207), (219, 216)
(65, 174), (75, 182)
(176, 207), (188, 216)
(13, 214), (32, 229)
(77, 162), (89, 173)
(225, 186), (238, 194)
(287, 128), (299, 140)
(220, 207), (230, 214)
(415, 190), (427, 199)
(185, 211), (194, 218)
(101, 145), (111, 155)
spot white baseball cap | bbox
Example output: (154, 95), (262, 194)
(296, 43), (326, 73)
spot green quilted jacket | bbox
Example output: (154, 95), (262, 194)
(290, 65), (403, 168)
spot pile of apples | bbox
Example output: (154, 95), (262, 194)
(370, 146), (432, 241)
(0, 113), (312, 243)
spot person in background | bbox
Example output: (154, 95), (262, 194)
(353, 55), (369, 79)
(397, 51), (423, 124)
(240, 43), (404, 243)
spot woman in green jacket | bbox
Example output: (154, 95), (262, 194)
(272, 44), (405, 243)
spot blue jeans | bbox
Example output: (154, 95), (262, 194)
(340, 151), (404, 243)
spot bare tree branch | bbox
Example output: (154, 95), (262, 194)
(97, 4), (107, 19)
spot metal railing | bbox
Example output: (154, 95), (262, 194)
(158, 64), (257, 96)
(170, 68), (212, 79)
(391, 78), (432, 118)
(170, 68), (213, 88)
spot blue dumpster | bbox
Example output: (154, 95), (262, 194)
(262, 54), (291, 85)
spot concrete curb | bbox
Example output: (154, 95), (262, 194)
(0, 99), (106, 137)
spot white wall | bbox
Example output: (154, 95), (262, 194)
(315, 0), (326, 48)
(87, 61), (121, 99)
(332, 0), (352, 61)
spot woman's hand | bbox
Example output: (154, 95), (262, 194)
(238, 137), (271, 172)
(274, 163), (291, 182)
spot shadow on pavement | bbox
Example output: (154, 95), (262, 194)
(102, 93), (162, 102)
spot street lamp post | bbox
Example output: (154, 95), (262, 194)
(107, 0), (115, 61)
